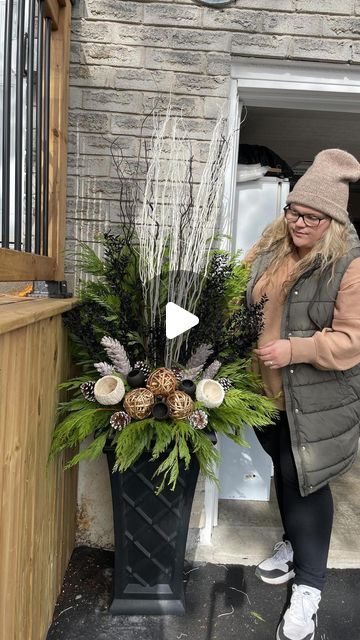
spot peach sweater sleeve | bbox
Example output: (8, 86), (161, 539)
(289, 257), (360, 371)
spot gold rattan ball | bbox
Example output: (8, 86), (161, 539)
(123, 388), (154, 420)
(166, 390), (194, 420)
(146, 367), (177, 397)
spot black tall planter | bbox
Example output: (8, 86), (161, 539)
(104, 443), (200, 616)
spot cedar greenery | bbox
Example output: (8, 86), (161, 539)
(52, 231), (277, 492)
(51, 361), (275, 493)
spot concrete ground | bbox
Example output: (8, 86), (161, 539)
(47, 548), (360, 640)
(46, 454), (360, 639)
(191, 452), (360, 568)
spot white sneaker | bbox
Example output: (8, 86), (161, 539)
(255, 540), (295, 585)
(276, 584), (321, 640)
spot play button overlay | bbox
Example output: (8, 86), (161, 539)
(166, 302), (199, 339)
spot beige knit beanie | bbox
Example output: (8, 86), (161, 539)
(286, 148), (360, 224)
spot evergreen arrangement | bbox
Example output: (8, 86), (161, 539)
(51, 235), (275, 492)
(50, 108), (277, 492)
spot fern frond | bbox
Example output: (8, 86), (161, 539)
(223, 260), (250, 311)
(217, 359), (264, 392)
(64, 432), (109, 469)
(187, 428), (220, 482)
(50, 406), (112, 458)
(56, 397), (94, 417)
(57, 374), (97, 392)
(113, 419), (155, 472)
(74, 242), (106, 277)
(153, 442), (179, 493)
(177, 423), (192, 469)
(210, 388), (277, 433)
(151, 423), (174, 459)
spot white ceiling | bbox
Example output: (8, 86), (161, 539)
(239, 106), (360, 170)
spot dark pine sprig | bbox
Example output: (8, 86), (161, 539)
(102, 230), (132, 296)
(145, 315), (167, 367)
(221, 294), (268, 362)
(207, 253), (233, 294)
(63, 300), (113, 363)
(63, 230), (147, 366)
(100, 232), (135, 345)
(181, 252), (234, 361)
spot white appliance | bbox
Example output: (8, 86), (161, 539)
(219, 176), (290, 501)
(232, 175), (290, 257)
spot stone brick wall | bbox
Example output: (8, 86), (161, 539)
(69, 0), (360, 549)
(67, 0), (360, 281)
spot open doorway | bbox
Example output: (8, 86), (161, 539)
(219, 104), (360, 508)
(239, 106), (360, 233)
(198, 59), (360, 564)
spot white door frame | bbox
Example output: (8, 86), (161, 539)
(200, 57), (360, 546)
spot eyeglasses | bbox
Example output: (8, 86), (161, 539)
(283, 205), (328, 228)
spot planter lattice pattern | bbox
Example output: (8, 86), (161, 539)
(105, 445), (200, 615)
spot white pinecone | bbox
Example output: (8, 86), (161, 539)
(188, 409), (208, 430)
(80, 381), (96, 402)
(134, 360), (151, 380)
(171, 367), (183, 382)
(217, 377), (233, 392)
(110, 411), (131, 431)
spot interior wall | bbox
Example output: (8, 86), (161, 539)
(349, 191), (360, 220)
(239, 107), (360, 172)
(239, 105), (360, 228)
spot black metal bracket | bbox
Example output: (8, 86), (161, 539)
(29, 280), (73, 298)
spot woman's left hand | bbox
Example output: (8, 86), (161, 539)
(253, 340), (292, 369)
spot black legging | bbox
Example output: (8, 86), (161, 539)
(255, 411), (334, 591)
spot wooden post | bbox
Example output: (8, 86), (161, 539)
(44, 0), (60, 29)
(48, 0), (72, 281)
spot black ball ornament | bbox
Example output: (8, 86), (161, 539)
(152, 401), (170, 421)
(178, 379), (196, 398)
(127, 368), (146, 388)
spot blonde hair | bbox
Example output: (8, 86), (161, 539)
(247, 214), (352, 295)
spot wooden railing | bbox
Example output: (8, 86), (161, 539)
(0, 297), (78, 639)
(0, 1), (77, 636)
(0, 0), (72, 282)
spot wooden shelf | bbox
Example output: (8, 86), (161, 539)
(0, 296), (78, 335)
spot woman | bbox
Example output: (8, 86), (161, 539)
(246, 148), (360, 640)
